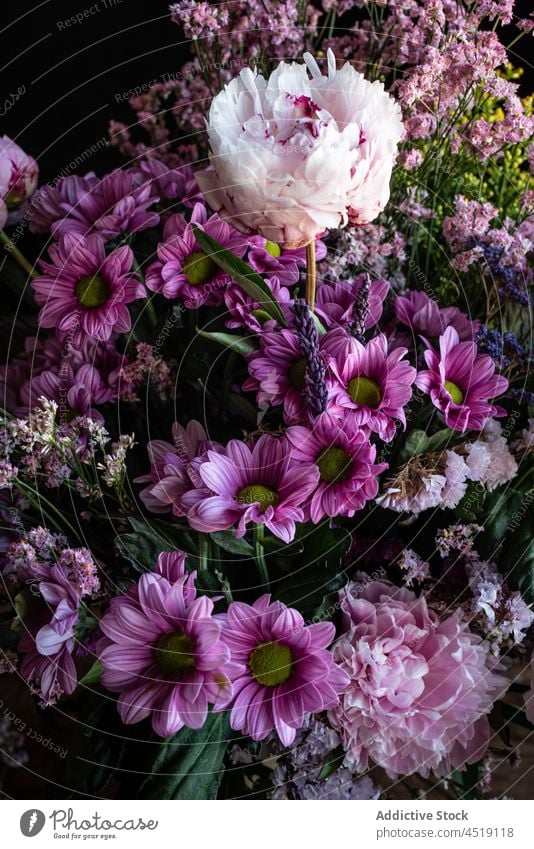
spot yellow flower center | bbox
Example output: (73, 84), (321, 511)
(316, 445), (353, 483)
(75, 274), (110, 309)
(444, 380), (464, 404)
(153, 630), (196, 677)
(347, 375), (381, 408)
(264, 241), (282, 258)
(289, 357), (307, 390)
(182, 250), (218, 286)
(237, 484), (279, 511)
(249, 641), (293, 687)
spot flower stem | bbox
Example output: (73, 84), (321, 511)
(305, 239), (316, 311)
(253, 523), (270, 591)
(197, 532), (211, 590)
(0, 230), (37, 278)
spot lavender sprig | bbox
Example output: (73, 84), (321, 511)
(349, 273), (370, 342)
(292, 299), (328, 418)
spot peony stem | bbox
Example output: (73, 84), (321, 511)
(305, 239), (316, 311)
(0, 230), (37, 278)
(253, 523), (270, 591)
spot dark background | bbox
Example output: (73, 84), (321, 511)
(1, 0), (533, 185)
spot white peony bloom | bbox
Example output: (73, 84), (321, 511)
(197, 50), (403, 247)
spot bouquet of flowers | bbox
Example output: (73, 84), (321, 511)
(1, 1), (533, 801)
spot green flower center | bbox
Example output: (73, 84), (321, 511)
(182, 250), (218, 286)
(249, 641), (293, 687)
(316, 445), (353, 484)
(237, 484), (279, 511)
(75, 274), (110, 309)
(444, 380), (464, 404)
(251, 308), (273, 326)
(5, 188), (24, 209)
(153, 630), (196, 677)
(264, 240), (282, 258)
(289, 357), (307, 390)
(347, 375), (381, 408)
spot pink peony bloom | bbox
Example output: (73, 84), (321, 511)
(197, 50), (403, 247)
(97, 551), (233, 736)
(415, 327), (508, 432)
(328, 579), (507, 778)
(187, 434), (319, 543)
(52, 169), (160, 240)
(394, 290), (479, 341)
(218, 595), (349, 745)
(0, 135), (38, 223)
(324, 328), (416, 441)
(145, 202), (247, 307)
(286, 412), (387, 522)
(315, 274), (388, 332)
(32, 233), (145, 343)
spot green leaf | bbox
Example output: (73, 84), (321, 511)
(318, 745), (345, 781)
(141, 712), (231, 800)
(211, 530), (254, 556)
(197, 329), (256, 357)
(398, 428), (456, 464)
(192, 225), (287, 325)
(79, 661), (101, 687)
(116, 517), (198, 572)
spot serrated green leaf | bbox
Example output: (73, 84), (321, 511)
(192, 225), (287, 325)
(116, 517), (198, 571)
(196, 329), (256, 356)
(141, 712), (231, 800)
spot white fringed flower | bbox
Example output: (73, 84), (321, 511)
(197, 50), (403, 247)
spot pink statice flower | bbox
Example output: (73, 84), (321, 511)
(315, 274), (388, 332)
(394, 290), (479, 341)
(325, 329), (416, 441)
(415, 327), (508, 432)
(0, 135), (38, 223)
(224, 275), (292, 333)
(286, 412), (387, 522)
(52, 169), (160, 240)
(97, 551), (233, 736)
(243, 328), (334, 425)
(32, 233), (145, 343)
(145, 202), (247, 307)
(136, 420), (223, 517)
(328, 578), (507, 778)
(218, 595), (349, 745)
(187, 434), (319, 543)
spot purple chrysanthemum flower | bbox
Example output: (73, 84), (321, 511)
(395, 290), (479, 341)
(97, 551), (233, 736)
(315, 274), (388, 333)
(187, 434), (319, 543)
(52, 169), (160, 240)
(29, 173), (99, 235)
(224, 275), (292, 333)
(138, 159), (200, 206)
(32, 233), (145, 343)
(145, 202), (247, 307)
(217, 595), (349, 745)
(415, 326), (509, 432)
(325, 328), (416, 442)
(246, 235), (326, 286)
(286, 412), (387, 523)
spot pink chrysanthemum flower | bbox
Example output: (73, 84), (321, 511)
(286, 412), (387, 522)
(187, 434), (319, 543)
(52, 169), (160, 239)
(218, 595), (349, 745)
(325, 329), (416, 441)
(32, 233), (145, 342)
(145, 202), (247, 307)
(394, 290), (479, 341)
(328, 579), (507, 779)
(246, 236), (327, 286)
(315, 275), (388, 332)
(224, 275), (292, 333)
(97, 551), (233, 736)
(415, 326), (508, 432)
(0, 135), (38, 222)
(243, 328), (333, 425)
(29, 173), (99, 235)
